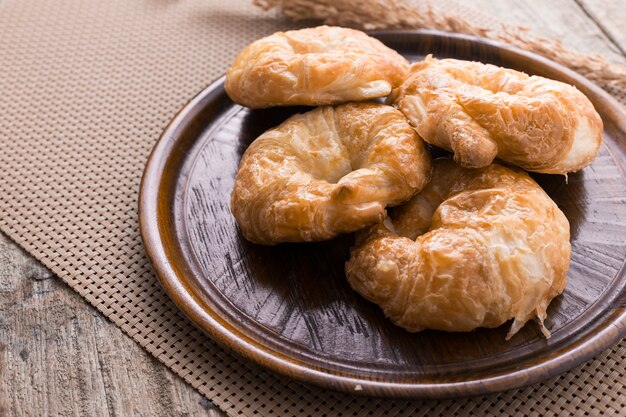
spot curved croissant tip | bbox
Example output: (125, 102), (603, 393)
(505, 317), (552, 341)
(538, 317), (552, 339)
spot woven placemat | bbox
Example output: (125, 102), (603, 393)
(0, 0), (624, 415)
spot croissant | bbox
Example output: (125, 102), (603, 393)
(225, 26), (409, 109)
(391, 56), (603, 174)
(231, 103), (432, 245)
(345, 159), (571, 339)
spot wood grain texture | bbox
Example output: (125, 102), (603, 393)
(576, 0), (626, 55)
(2, 0), (625, 414)
(139, 31), (626, 398)
(0, 232), (223, 417)
(468, 0), (626, 64)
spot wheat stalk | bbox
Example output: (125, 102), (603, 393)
(253, 0), (626, 92)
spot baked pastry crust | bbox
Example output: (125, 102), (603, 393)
(391, 56), (603, 174)
(231, 103), (432, 245)
(225, 26), (409, 109)
(346, 159), (571, 339)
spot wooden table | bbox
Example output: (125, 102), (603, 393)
(1, 1), (624, 415)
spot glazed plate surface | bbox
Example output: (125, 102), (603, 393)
(139, 30), (626, 398)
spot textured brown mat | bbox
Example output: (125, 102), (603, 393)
(0, 0), (624, 415)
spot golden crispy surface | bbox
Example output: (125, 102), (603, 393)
(391, 56), (603, 174)
(231, 103), (432, 245)
(346, 159), (571, 339)
(225, 26), (409, 109)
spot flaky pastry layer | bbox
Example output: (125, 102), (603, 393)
(231, 103), (432, 244)
(346, 159), (571, 339)
(391, 56), (602, 174)
(225, 26), (409, 108)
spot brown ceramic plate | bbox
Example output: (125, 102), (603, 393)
(139, 30), (626, 398)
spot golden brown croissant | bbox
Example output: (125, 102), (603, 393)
(391, 56), (603, 174)
(225, 26), (409, 109)
(346, 159), (571, 339)
(231, 103), (432, 245)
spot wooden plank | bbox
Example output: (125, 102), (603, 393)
(0, 233), (224, 417)
(576, 0), (626, 56)
(468, 0), (626, 64)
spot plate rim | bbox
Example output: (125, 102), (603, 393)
(139, 29), (626, 399)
